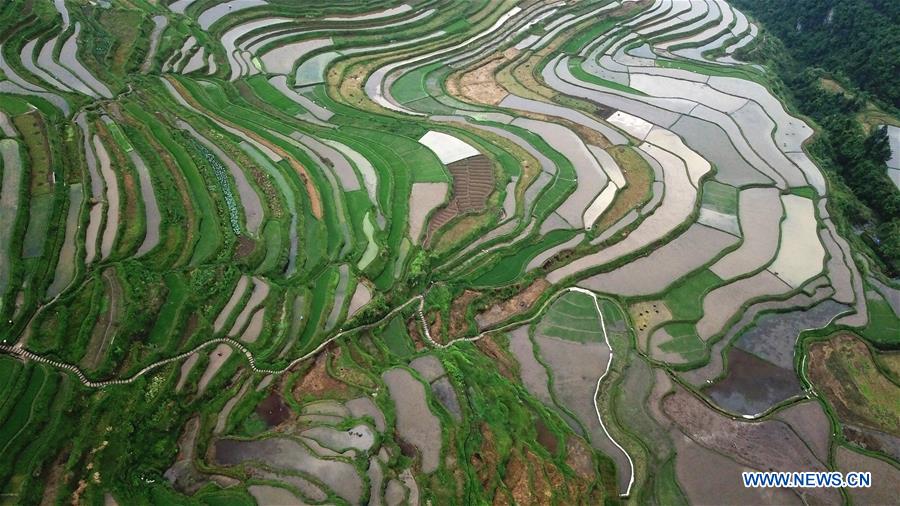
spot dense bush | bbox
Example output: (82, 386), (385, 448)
(740, 20), (900, 273)
(732, 0), (900, 108)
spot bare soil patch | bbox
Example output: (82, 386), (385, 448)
(408, 182), (448, 243)
(292, 350), (347, 400)
(472, 424), (500, 491)
(564, 436), (595, 481)
(503, 452), (531, 505)
(629, 300), (671, 353)
(453, 54), (513, 106)
(476, 278), (550, 330)
(234, 236), (255, 258)
(475, 334), (516, 381)
(450, 289), (481, 338)
(535, 418), (558, 454)
(82, 269), (122, 370)
(256, 392), (290, 427)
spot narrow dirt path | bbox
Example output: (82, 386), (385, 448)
(0, 284), (635, 496)
(0, 296), (422, 388)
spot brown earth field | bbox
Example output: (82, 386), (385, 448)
(449, 51), (514, 106)
(426, 154), (494, 246)
(595, 145), (653, 232)
(82, 269), (122, 370)
(629, 300), (671, 352)
(450, 289), (481, 337)
(807, 332), (900, 436)
(474, 335), (517, 381)
(292, 349), (348, 400)
(476, 278), (551, 330)
(256, 391), (291, 427)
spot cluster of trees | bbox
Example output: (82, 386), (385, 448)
(787, 68), (900, 261)
(734, 2), (900, 274)
(732, 0), (900, 108)
(815, 116), (900, 271)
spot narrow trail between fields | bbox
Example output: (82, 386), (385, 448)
(0, 285), (635, 496)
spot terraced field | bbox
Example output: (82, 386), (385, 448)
(0, 0), (898, 504)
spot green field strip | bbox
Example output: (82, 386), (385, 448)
(659, 268), (724, 321)
(257, 219), (286, 274)
(6, 374), (72, 501)
(0, 3), (894, 503)
(655, 322), (707, 363)
(357, 212), (379, 271)
(350, 126), (448, 183)
(125, 102), (224, 265)
(147, 273), (189, 349)
(470, 229), (576, 285)
(537, 291), (605, 343)
(391, 62), (441, 104)
(656, 58), (765, 86)
(445, 126), (521, 178)
(244, 75), (306, 116)
(859, 291), (900, 347)
(117, 111), (195, 265)
(0, 365), (52, 458)
(322, 131), (393, 214)
(498, 124), (576, 220)
(700, 180), (738, 214)
(13, 112), (53, 197)
(182, 126), (245, 237)
(567, 56), (648, 96)
(338, 128), (413, 269)
(295, 267), (337, 356)
(169, 79), (346, 264)
(0, 139), (24, 302)
(301, 204), (327, 274)
(103, 119), (134, 153)
(21, 193), (54, 259)
(0, 357), (25, 425)
(653, 457), (689, 506)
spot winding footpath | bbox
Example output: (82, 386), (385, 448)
(1, 285), (635, 496)
(417, 286), (635, 497)
(1, 296), (422, 388)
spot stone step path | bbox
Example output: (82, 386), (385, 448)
(0, 296), (423, 389)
